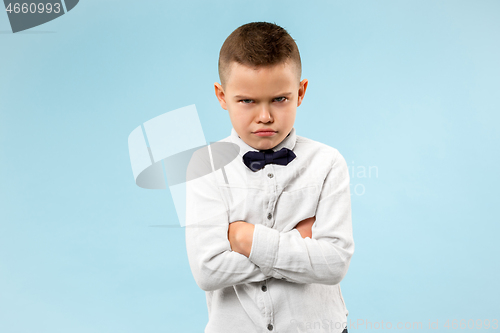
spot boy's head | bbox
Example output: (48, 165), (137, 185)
(215, 22), (308, 151)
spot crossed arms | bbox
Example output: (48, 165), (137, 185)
(227, 217), (315, 257)
(185, 149), (354, 292)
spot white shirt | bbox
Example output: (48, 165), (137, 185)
(185, 127), (354, 333)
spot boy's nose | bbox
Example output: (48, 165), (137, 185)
(257, 105), (273, 122)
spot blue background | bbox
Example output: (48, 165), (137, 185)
(1, 0), (499, 332)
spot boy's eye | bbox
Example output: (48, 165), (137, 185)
(239, 97), (287, 104)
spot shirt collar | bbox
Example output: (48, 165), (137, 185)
(230, 127), (297, 157)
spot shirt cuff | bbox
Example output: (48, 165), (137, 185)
(248, 223), (280, 276)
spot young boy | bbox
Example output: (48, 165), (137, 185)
(185, 22), (354, 333)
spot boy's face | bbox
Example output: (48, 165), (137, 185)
(214, 61), (308, 151)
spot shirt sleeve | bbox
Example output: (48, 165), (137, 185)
(247, 149), (355, 285)
(185, 149), (272, 292)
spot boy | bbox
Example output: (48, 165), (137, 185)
(185, 22), (354, 333)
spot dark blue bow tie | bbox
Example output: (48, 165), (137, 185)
(242, 147), (296, 172)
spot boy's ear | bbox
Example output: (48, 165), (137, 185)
(297, 79), (309, 107)
(214, 82), (228, 110)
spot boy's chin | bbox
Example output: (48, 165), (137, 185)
(251, 140), (280, 151)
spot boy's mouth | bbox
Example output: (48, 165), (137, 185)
(253, 130), (277, 137)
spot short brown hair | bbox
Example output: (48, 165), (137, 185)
(218, 22), (302, 88)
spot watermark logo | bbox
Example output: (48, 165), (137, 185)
(3, 0), (79, 33)
(348, 161), (378, 196)
(289, 318), (499, 331)
(127, 104), (240, 228)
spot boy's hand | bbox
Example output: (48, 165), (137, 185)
(227, 221), (255, 258)
(294, 216), (316, 238)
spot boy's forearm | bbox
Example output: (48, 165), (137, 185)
(186, 216), (273, 291)
(246, 152), (354, 285)
(228, 218), (313, 257)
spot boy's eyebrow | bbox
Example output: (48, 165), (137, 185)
(234, 92), (293, 99)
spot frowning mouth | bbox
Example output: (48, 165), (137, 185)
(253, 130), (277, 136)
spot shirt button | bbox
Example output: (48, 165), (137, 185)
(267, 324), (273, 331)
(267, 173), (273, 178)
(267, 213), (272, 220)
(261, 285), (267, 292)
